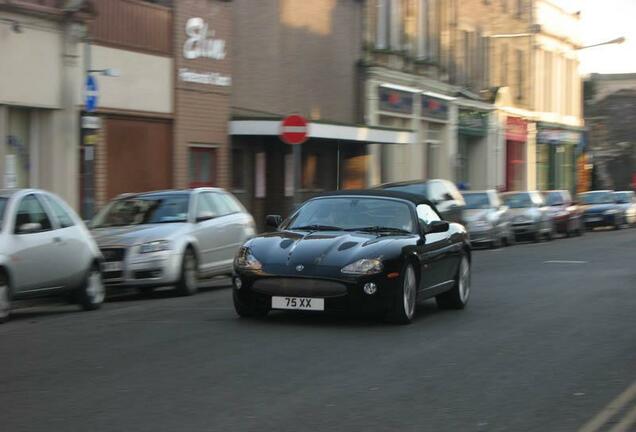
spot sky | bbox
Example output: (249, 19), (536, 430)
(574, 0), (636, 75)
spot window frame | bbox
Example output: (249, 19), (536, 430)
(13, 193), (55, 234)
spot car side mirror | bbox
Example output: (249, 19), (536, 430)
(16, 222), (42, 234)
(265, 214), (283, 228)
(196, 212), (215, 223)
(421, 219), (449, 235)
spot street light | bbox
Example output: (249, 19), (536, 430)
(577, 37), (625, 50)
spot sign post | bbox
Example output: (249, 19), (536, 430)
(280, 115), (309, 210)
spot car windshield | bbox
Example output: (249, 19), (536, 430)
(502, 193), (534, 208)
(544, 192), (565, 206)
(92, 194), (190, 228)
(463, 193), (491, 209)
(285, 197), (414, 233)
(0, 197), (7, 228)
(579, 192), (615, 205)
(614, 192), (633, 204)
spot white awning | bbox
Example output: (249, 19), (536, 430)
(229, 120), (414, 144)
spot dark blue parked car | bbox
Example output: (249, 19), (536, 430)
(578, 190), (628, 230)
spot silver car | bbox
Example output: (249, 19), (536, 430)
(614, 191), (636, 227)
(501, 191), (555, 242)
(461, 190), (514, 248)
(0, 189), (105, 323)
(90, 188), (256, 296)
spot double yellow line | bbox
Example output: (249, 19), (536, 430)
(578, 380), (636, 432)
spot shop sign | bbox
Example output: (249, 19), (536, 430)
(506, 117), (528, 142)
(82, 116), (101, 130)
(179, 68), (231, 86)
(181, 17), (231, 87)
(183, 18), (226, 60)
(421, 95), (449, 121)
(379, 87), (414, 114)
(458, 110), (488, 137)
(537, 128), (581, 145)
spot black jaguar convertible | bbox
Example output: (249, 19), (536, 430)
(232, 190), (471, 324)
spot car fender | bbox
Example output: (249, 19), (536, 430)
(0, 253), (14, 291)
(175, 233), (201, 262)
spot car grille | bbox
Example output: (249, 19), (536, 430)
(252, 278), (348, 298)
(100, 247), (127, 280)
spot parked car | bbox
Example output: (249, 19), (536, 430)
(0, 189), (105, 323)
(461, 190), (514, 248)
(375, 179), (466, 225)
(91, 188), (256, 296)
(232, 189), (471, 325)
(501, 191), (554, 242)
(578, 190), (628, 230)
(542, 190), (584, 237)
(614, 191), (636, 226)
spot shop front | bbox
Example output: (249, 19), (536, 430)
(536, 123), (582, 192)
(505, 117), (529, 191)
(456, 108), (490, 189)
(230, 119), (413, 230)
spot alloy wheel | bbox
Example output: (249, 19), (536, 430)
(86, 269), (105, 305)
(403, 265), (416, 319)
(458, 257), (470, 304)
(0, 281), (9, 322)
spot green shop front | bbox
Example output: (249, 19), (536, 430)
(456, 109), (490, 189)
(536, 123), (583, 193)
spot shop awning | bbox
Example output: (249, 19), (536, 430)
(229, 120), (415, 144)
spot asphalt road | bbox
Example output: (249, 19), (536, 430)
(1, 228), (635, 432)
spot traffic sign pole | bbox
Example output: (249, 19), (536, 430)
(280, 114), (309, 211)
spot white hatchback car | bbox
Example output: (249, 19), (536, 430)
(0, 189), (105, 323)
(90, 188), (256, 296)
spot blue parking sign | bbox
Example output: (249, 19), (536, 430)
(85, 75), (98, 113)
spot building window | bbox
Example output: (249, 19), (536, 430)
(302, 152), (321, 190)
(416, 0), (428, 58)
(501, 0), (507, 12)
(462, 31), (470, 86)
(428, 0), (440, 60)
(544, 50), (553, 112)
(481, 35), (490, 88)
(516, 0), (523, 18)
(516, 49), (524, 101)
(232, 148), (245, 190)
(188, 147), (217, 188)
(566, 59), (574, 116)
(376, 0), (389, 49)
(501, 43), (508, 86)
(389, 0), (403, 50)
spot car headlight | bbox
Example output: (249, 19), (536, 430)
(234, 246), (262, 271)
(604, 209), (618, 215)
(138, 240), (171, 254)
(341, 258), (383, 275)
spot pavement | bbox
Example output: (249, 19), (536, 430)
(1, 228), (635, 432)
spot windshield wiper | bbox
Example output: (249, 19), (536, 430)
(291, 224), (343, 231)
(345, 226), (412, 234)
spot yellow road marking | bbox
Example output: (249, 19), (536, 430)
(578, 380), (636, 432)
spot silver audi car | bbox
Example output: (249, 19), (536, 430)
(90, 188), (256, 296)
(461, 190), (514, 248)
(0, 189), (105, 323)
(501, 191), (554, 242)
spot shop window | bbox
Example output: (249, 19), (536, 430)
(232, 148), (245, 190)
(302, 152), (320, 190)
(189, 147), (217, 188)
(341, 155), (368, 190)
(536, 144), (549, 190)
(6, 108), (31, 189)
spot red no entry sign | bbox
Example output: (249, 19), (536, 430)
(280, 114), (309, 145)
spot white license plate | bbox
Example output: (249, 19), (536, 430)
(586, 217), (601, 222)
(272, 296), (324, 311)
(102, 261), (123, 272)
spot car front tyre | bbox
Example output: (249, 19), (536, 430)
(387, 263), (417, 325)
(0, 273), (11, 323)
(79, 265), (105, 311)
(436, 255), (470, 310)
(176, 249), (198, 296)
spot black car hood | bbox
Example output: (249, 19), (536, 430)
(247, 230), (412, 274)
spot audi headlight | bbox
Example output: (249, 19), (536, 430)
(139, 240), (171, 254)
(604, 209), (618, 215)
(235, 247), (262, 271)
(341, 258), (383, 275)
